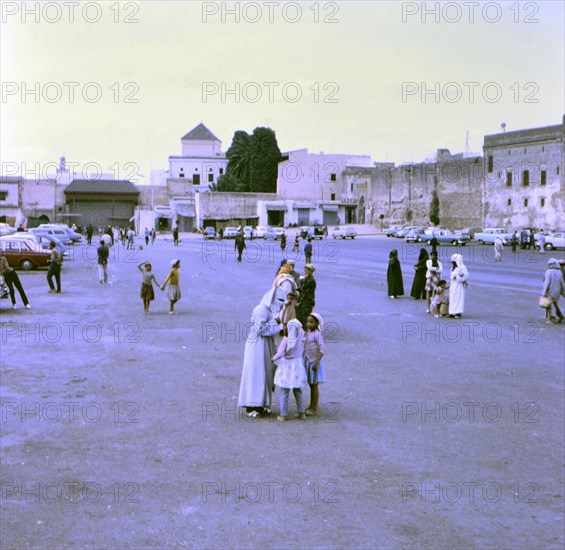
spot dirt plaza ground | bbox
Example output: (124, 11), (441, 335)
(1, 232), (564, 549)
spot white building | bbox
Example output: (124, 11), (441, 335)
(167, 123), (228, 192)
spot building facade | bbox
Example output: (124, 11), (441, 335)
(483, 117), (564, 230)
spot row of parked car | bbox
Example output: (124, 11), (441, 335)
(0, 224), (83, 270)
(204, 225), (358, 240)
(384, 225), (565, 250)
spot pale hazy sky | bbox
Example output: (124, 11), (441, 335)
(1, 0), (563, 183)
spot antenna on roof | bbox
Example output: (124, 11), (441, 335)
(465, 130), (472, 157)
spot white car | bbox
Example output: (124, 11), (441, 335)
(0, 223), (16, 236)
(333, 226), (357, 239)
(243, 226), (255, 239)
(223, 227), (239, 239)
(274, 228), (286, 238)
(474, 228), (512, 245)
(254, 226), (268, 238)
(541, 231), (565, 250)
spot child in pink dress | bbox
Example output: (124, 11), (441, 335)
(272, 318), (307, 421)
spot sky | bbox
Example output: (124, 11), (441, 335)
(1, 0), (563, 184)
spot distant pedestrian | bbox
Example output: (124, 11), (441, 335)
(387, 249), (404, 299)
(529, 231), (536, 250)
(144, 228), (150, 246)
(151, 228), (156, 245)
(542, 258), (565, 324)
(537, 232), (546, 254)
(86, 223), (94, 245)
(304, 312), (326, 417)
(494, 237), (503, 261)
(104, 225), (114, 246)
(304, 238), (313, 264)
(173, 226), (179, 246)
(280, 232), (287, 251)
(235, 232), (246, 262)
(273, 318), (307, 421)
(292, 235), (300, 253)
(47, 241), (63, 293)
(162, 259), (181, 314)
(448, 253), (469, 318)
(297, 264), (316, 327)
(425, 250), (443, 313)
(138, 261), (161, 314)
(0, 256), (30, 309)
(97, 241), (109, 284)
(511, 231), (518, 253)
(127, 228), (135, 250)
(218, 227), (224, 240)
(410, 248), (428, 300)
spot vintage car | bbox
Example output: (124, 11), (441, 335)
(332, 226), (357, 239)
(384, 225), (406, 237)
(474, 228), (513, 245)
(539, 231), (565, 250)
(203, 227), (216, 240)
(425, 230), (471, 246)
(0, 239), (52, 270)
(222, 227), (239, 239)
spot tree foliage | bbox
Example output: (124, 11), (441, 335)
(429, 188), (440, 225)
(217, 127), (281, 192)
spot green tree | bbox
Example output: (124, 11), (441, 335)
(429, 188), (440, 226)
(217, 127), (282, 192)
(248, 127), (281, 193)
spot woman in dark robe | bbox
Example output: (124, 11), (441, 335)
(387, 249), (404, 299)
(410, 248), (429, 299)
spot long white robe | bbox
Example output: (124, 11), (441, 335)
(238, 290), (284, 408)
(449, 263), (469, 315)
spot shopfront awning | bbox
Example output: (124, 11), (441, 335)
(321, 205), (338, 212)
(176, 205), (195, 217)
(266, 204), (287, 211)
(293, 202), (316, 209)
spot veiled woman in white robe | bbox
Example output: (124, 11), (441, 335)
(448, 253), (469, 317)
(238, 287), (286, 414)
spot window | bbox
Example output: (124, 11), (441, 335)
(541, 170), (546, 186)
(350, 183), (353, 192)
(179, 173), (185, 178)
(507, 198), (512, 206)
(506, 172), (513, 186)
(524, 198), (528, 207)
(330, 174), (337, 182)
(330, 193), (336, 200)
(193, 174), (200, 185)
(522, 170), (529, 186)
(541, 198), (545, 207)
(0, 192), (7, 201)
(219, 168), (224, 175)
(487, 155), (493, 173)
(208, 174), (214, 183)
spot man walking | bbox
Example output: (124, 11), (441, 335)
(97, 240), (109, 284)
(235, 231), (246, 262)
(280, 231), (287, 251)
(47, 242), (63, 293)
(173, 226), (179, 246)
(304, 238), (313, 264)
(86, 223), (94, 245)
(127, 228), (135, 250)
(537, 232), (546, 254)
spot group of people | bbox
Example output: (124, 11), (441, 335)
(238, 260), (326, 421)
(387, 248), (469, 318)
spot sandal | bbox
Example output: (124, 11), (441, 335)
(305, 409), (317, 416)
(246, 410), (260, 418)
(277, 415), (286, 422)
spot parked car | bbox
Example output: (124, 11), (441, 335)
(203, 227), (216, 240)
(424, 230), (471, 246)
(540, 231), (565, 250)
(263, 227), (279, 240)
(404, 227), (426, 243)
(474, 228), (513, 245)
(274, 228), (286, 239)
(254, 226), (268, 239)
(223, 227), (239, 239)
(243, 226), (255, 239)
(32, 227), (73, 245)
(27, 229), (68, 252)
(459, 227), (482, 239)
(310, 225), (327, 239)
(38, 224), (82, 243)
(384, 225), (406, 237)
(0, 239), (52, 270)
(395, 225), (420, 238)
(0, 223), (16, 236)
(333, 226), (357, 239)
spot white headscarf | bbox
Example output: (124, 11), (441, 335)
(310, 312), (324, 332)
(286, 319), (304, 353)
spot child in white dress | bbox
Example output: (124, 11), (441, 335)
(272, 318), (307, 421)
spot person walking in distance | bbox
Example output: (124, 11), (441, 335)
(144, 228), (150, 246)
(387, 249), (404, 299)
(235, 231), (246, 263)
(304, 238), (313, 264)
(47, 241), (63, 293)
(86, 223), (94, 245)
(151, 228), (156, 245)
(280, 231), (287, 252)
(537, 232), (546, 254)
(0, 256), (31, 309)
(173, 226), (179, 247)
(97, 240), (109, 284)
(127, 227), (135, 250)
(494, 236), (503, 262)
